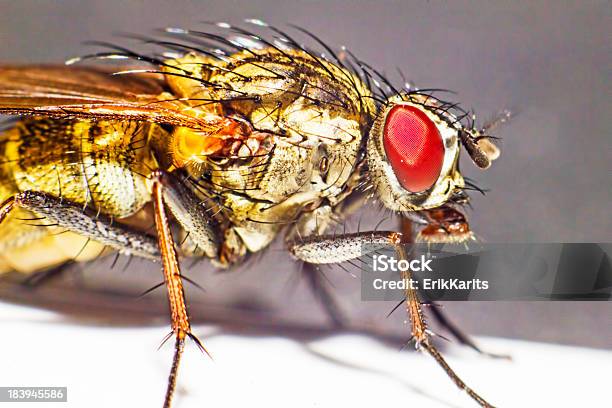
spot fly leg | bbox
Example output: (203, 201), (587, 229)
(0, 182), (215, 408)
(0, 192), (159, 259)
(289, 228), (497, 408)
(20, 261), (76, 286)
(302, 261), (346, 327)
(151, 175), (197, 408)
(151, 170), (221, 408)
(427, 305), (510, 360)
(0, 192), (189, 407)
(396, 244), (496, 407)
(289, 229), (404, 324)
(287, 191), (371, 327)
(411, 208), (510, 360)
(289, 231), (403, 265)
(155, 170), (222, 261)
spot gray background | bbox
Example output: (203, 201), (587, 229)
(0, 1), (610, 348)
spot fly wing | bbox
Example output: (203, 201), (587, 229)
(0, 65), (223, 130)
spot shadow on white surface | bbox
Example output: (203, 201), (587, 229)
(0, 303), (607, 407)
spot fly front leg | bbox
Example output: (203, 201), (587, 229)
(289, 231), (403, 265)
(404, 212), (510, 361)
(396, 245), (496, 406)
(289, 225), (497, 408)
(285, 192), (371, 327)
(287, 220), (399, 327)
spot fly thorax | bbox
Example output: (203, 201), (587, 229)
(248, 98), (363, 204)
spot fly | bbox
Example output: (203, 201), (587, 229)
(0, 20), (511, 408)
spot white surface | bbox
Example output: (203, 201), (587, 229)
(0, 302), (608, 408)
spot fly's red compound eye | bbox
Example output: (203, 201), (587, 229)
(383, 105), (445, 192)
